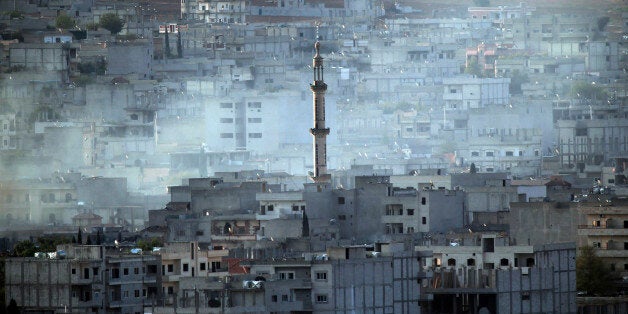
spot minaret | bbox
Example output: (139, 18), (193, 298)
(309, 41), (331, 183)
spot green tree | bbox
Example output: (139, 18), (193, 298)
(470, 163), (477, 174)
(164, 26), (171, 58)
(55, 13), (75, 30)
(137, 238), (163, 251)
(86, 22), (99, 31)
(508, 70), (529, 95)
(99, 13), (124, 35)
(12, 240), (37, 257)
(6, 299), (18, 314)
(597, 16), (610, 32)
(177, 30), (183, 58)
(572, 81), (607, 101)
(464, 59), (483, 77)
(576, 246), (616, 295)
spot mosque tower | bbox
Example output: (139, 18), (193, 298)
(309, 41), (331, 183)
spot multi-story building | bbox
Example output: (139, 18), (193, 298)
(416, 234), (576, 314)
(555, 94), (628, 176)
(577, 198), (628, 277)
(0, 113), (17, 150)
(4, 244), (162, 314)
(182, 1), (247, 24)
(158, 241), (229, 305)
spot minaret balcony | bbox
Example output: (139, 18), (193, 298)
(310, 128), (330, 136)
(310, 82), (327, 91)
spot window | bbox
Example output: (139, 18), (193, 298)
(220, 103), (233, 108)
(72, 268), (76, 275)
(135, 290), (140, 298)
(220, 118), (233, 123)
(292, 205), (299, 211)
(200, 263), (206, 271)
(183, 264), (189, 272)
(592, 242), (601, 248)
(486, 167), (494, 172)
(521, 291), (530, 300)
(278, 272), (294, 280)
(112, 268), (119, 278)
(407, 209), (414, 215)
(248, 102), (262, 108)
(338, 215), (346, 220)
(130, 114), (139, 120)
(471, 151), (479, 157)
(167, 264), (173, 273)
(123, 268), (129, 276)
(338, 197), (345, 204)
(134, 268), (139, 274)
(248, 133), (262, 138)
(282, 294), (289, 301)
(422, 217), (427, 225)
(486, 151), (494, 157)
(450, 89), (457, 93)
(267, 205), (274, 211)
(167, 286), (174, 295)
(316, 294), (328, 303)
(421, 197), (426, 205)
(467, 258), (475, 266)
(220, 133), (233, 138)
(271, 295), (278, 302)
(506, 151), (514, 156)
(500, 258), (509, 266)
(316, 272), (327, 280)
(248, 118), (262, 123)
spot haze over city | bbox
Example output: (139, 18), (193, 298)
(0, 0), (627, 313)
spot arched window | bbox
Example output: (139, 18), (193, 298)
(467, 258), (476, 266)
(500, 258), (509, 266)
(447, 258), (456, 266)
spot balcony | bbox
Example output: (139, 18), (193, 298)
(577, 224), (628, 237)
(423, 268), (497, 294)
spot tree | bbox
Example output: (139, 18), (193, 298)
(137, 238), (163, 251)
(86, 22), (99, 31)
(597, 16), (610, 32)
(576, 246), (616, 295)
(164, 26), (171, 58)
(508, 70), (529, 95)
(55, 13), (75, 30)
(464, 59), (483, 77)
(99, 13), (124, 35)
(470, 163), (477, 174)
(6, 299), (18, 314)
(12, 240), (36, 257)
(177, 30), (183, 58)
(572, 81), (607, 101)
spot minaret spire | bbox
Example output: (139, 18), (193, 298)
(309, 40), (331, 183)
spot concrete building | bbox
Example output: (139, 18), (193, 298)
(442, 77), (511, 111)
(416, 234), (577, 314)
(106, 40), (154, 80)
(577, 198), (628, 278)
(4, 244), (162, 314)
(451, 173), (519, 224)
